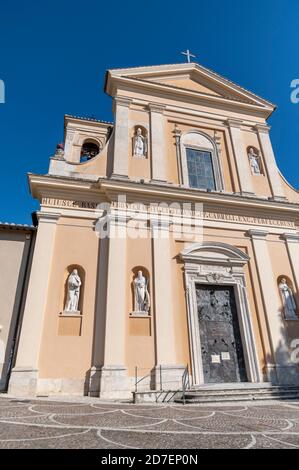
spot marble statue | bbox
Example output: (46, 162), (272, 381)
(133, 128), (147, 157)
(65, 269), (81, 312)
(248, 147), (261, 175)
(279, 278), (297, 320)
(133, 270), (150, 313)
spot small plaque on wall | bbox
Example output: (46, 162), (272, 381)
(211, 354), (221, 364)
(221, 352), (230, 361)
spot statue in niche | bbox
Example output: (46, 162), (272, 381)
(279, 278), (297, 320)
(133, 270), (150, 314)
(64, 269), (82, 312)
(133, 128), (147, 158)
(248, 147), (261, 175)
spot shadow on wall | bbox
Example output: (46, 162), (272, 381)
(84, 234), (109, 397)
(265, 318), (299, 387)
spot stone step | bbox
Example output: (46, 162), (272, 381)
(189, 383), (299, 391)
(185, 388), (299, 397)
(175, 387), (299, 404)
(176, 393), (299, 404)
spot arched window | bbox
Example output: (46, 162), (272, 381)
(180, 131), (223, 191)
(80, 140), (100, 163)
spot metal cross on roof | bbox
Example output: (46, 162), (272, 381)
(181, 49), (196, 63)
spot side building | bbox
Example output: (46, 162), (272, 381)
(0, 222), (36, 391)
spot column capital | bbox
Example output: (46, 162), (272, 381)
(247, 229), (269, 240)
(226, 118), (243, 128)
(282, 232), (299, 243)
(36, 211), (60, 223)
(148, 102), (166, 114)
(114, 96), (132, 108)
(254, 123), (271, 134)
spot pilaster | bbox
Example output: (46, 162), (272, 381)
(150, 218), (183, 388)
(282, 233), (299, 292)
(98, 214), (130, 398)
(9, 212), (60, 396)
(255, 124), (286, 201)
(227, 119), (254, 195)
(148, 103), (168, 183)
(247, 229), (297, 384)
(112, 97), (132, 179)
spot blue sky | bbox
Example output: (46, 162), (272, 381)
(0, 0), (298, 223)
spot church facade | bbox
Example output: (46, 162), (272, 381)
(8, 62), (299, 399)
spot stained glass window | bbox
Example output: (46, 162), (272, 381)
(186, 148), (216, 190)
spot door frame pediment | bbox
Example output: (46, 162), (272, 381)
(181, 242), (262, 385)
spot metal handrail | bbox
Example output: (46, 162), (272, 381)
(135, 367), (148, 393)
(181, 364), (190, 405)
(134, 365), (190, 400)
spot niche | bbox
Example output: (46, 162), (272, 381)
(247, 146), (264, 175)
(277, 275), (298, 320)
(58, 265), (86, 336)
(132, 126), (148, 158)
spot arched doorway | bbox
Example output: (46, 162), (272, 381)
(181, 242), (262, 385)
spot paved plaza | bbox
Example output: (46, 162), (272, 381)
(1, 396), (299, 449)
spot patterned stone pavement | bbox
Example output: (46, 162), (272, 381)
(1, 396), (299, 448)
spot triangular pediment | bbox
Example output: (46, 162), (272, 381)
(106, 63), (275, 113)
(141, 74), (222, 97)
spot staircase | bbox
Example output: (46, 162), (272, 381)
(175, 383), (299, 404)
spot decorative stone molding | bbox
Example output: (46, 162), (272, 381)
(282, 233), (299, 243)
(254, 123), (271, 134)
(226, 118), (243, 128)
(147, 102), (166, 114)
(36, 211), (60, 224)
(113, 96), (132, 110)
(181, 242), (261, 385)
(181, 241), (250, 267)
(247, 229), (269, 240)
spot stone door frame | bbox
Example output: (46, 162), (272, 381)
(181, 242), (262, 386)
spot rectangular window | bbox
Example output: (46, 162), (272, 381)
(186, 148), (216, 190)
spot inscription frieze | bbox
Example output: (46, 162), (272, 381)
(41, 197), (296, 228)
